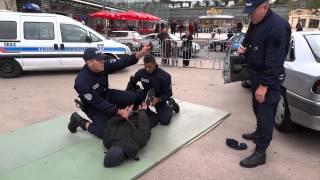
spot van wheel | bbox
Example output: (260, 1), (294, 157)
(275, 87), (296, 132)
(0, 59), (22, 78)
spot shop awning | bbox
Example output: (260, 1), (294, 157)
(88, 10), (117, 20)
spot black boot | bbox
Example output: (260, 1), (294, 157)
(68, 112), (89, 133)
(242, 130), (256, 140)
(240, 147), (266, 168)
(169, 98), (180, 113)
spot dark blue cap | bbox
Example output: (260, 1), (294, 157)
(83, 48), (105, 61)
(243, 0), (267, 14)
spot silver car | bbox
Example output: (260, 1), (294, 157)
(223, 31), (320, 131)
(107, 31), (142, 51)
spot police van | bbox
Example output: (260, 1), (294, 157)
(0, 11), (131, 78)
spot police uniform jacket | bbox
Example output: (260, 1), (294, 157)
(243, 9), (291, 90)
(103, 110), (152, 158)
(126, 66), (173, 103)
(74, 54), (139, 116)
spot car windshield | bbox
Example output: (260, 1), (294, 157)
(305, 34), (320, 63)
(108, 32), (128, 37)
(132, 32), (141, 37)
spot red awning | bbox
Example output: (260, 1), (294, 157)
(115, 10), (143, 21)
(88, 11), (117, 20)
(139, 12), (161, 21)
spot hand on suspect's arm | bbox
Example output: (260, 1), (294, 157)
(139, 102), (148, 110)
(117, 105), (133, 120)
(150, 96), (160, 107)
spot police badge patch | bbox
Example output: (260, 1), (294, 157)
(92, 83), (99, 89)
(84, 93), (93, 101)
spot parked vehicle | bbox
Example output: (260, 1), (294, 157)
(107, 31), (142, 51)
(209, 33), (244, 52)
(141, 33), (200, 57)
(0, 11), (131, 78)
(223, 31), (320, 132)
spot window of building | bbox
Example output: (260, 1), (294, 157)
(60, 24), (87, 42)
(0, 21), (17, 40)
(24, 22), (54, 40)
(309, 19), (319, 28)
(300, 19), (306, 27)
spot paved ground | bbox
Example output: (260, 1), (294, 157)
(0, 62), (319, 180)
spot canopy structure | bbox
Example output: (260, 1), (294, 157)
(88, 11), (117, 20)
(89, 10), (161, 21)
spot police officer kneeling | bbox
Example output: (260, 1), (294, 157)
(238, 0), (291, 168)
(126, 54), (179, 125)
(68, 45), (152, 139)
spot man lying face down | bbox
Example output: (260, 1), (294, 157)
(103, 102), (158, 167)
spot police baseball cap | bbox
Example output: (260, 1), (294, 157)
(83, 48), (105, 61)
(243, 0), (268, 14)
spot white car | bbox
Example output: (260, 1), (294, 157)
(0, 11), (131, 78)
(107, 31), (142, 51)
(141, 33), (200, 57)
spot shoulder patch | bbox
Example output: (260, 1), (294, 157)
(92, 83), (99, 90)
(84, 93), (93, 101)
(110, 59), (117, 63)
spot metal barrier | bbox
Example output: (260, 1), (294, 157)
(116, 38), (229, 70)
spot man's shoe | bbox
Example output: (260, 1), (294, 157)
(68, 112), (88, 133)
(169, 98), (180, 113)
(242, 131), (256, 140)
(240, 148), (266, 168)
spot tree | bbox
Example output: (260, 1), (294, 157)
(306, 0), (320, 9)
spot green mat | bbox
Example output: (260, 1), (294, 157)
(0, 101), (229, 180)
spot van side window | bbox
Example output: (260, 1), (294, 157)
(24, 22), (54, 40)
(90, 32), (102, 42)
(0, 21), (17, 40)
(60, 24), (87, 43)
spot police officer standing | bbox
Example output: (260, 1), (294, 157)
(238, 0), (291, 168)
(126, 54), (179, 125)
(68, 45), (152, 139)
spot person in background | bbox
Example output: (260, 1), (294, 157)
(181, 31), (193, 67)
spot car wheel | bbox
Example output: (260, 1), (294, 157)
(275, 88), (296, 131)
(0, 59), (22, 78)
(126, 43), (133, 51)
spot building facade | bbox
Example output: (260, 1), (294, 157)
(289, 8), (320, 31)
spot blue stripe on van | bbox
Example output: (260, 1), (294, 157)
(0, 47), (126, 53)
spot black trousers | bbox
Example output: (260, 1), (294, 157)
(251, 79), (281, 149)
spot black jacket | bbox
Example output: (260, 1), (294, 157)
(103, 110), (152, 158)
(74, 54), (139, 116)
(181, 34), (193, 48)
(242, 9), (291, 90)
(126, 66), (172, 103)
